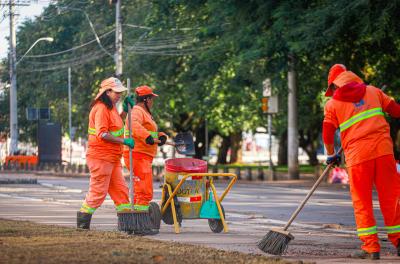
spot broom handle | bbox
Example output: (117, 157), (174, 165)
(127, 78), (134, 208)
(283, 147), (343, 231)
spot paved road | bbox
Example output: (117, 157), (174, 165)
(0, 172), (398, 263)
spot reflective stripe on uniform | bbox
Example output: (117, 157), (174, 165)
(80, 203), (96, 214)
(384, 225), (400, 234)
(357, 226), (377, 236)
(149, 131), (158, 139)
(116, 203), (132, 212)
(110, 128), (124, 137)
(339, 108), (384, 132)
(133, 204), (149, 211)
(88, 127), (124, 137)
(124, 130), (158, 138)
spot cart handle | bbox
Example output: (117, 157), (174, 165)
(162, 173), (237, 213)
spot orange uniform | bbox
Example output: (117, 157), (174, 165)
(323, 70), (400, 253)
(80, 102), (130, 214)
(123, 105), (165, 211)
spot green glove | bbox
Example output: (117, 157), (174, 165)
(123, 95), (135, 113)
(123, 138), (135, 148)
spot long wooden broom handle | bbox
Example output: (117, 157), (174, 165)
(283, 148), (343, 231)
(127, 78), (134, 207)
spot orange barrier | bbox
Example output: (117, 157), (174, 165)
(5, 155), (38, 167)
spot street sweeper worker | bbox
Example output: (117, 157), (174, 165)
(322, 64), (400, 260)
(77, 77), (135, 230)
(123, 85), (167, 235)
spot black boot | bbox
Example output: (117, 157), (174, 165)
(77, 211), (92, 229)
(351, 250), (380, 260)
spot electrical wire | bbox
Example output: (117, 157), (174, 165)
(25, 29), (115, 58)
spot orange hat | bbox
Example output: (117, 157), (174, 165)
(95, 77), (127, 100)
(135, 85), (158, 97)
(325, 64), (346, 96)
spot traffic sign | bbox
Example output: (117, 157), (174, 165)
(262, 78), (272, 97)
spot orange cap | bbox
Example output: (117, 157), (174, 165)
(325, 64), (346, 96)
(95, 77), (127, 100)
(135, 85), (158, 97)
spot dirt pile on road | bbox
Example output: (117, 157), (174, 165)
(0, 219), (305, 264)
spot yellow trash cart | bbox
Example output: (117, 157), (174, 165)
(160, 158), (237, 233)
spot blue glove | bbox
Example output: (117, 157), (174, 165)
(326, 153), (341, 166)
(123, 138), (135, 148)
(123, 95), (135, 113)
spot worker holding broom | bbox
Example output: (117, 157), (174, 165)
(77, 77), (135, 230)
(323, 64), (400, 260)
(123, 85), (167, 235)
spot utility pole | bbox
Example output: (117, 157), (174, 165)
(8, 0), (18, 155)
(115, 0), (123, 77)
(287, 54), (299, 179)
(7, 0), (31, 155)
(68, 67), (72, 164)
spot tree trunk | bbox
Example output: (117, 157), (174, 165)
(217, 135), (230, 164)
(287, 54), (299, 179)
(389, 118), (400, 160)
(229, 131), (242, 163)
(299, 129), (319, 166)
(278, 130), (288, 165)
(194, 123), (206, 159)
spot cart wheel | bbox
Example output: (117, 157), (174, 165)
(161, 186), (182, 225)
(208, 205), (225, 233)
(149, 202), (161, 229)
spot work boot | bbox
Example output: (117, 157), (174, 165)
(77, 211), (92, 230)
(351, 250), (380, 260)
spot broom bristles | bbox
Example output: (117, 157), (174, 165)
(257, 229), (294, 255)
(117, 211), (153, 232)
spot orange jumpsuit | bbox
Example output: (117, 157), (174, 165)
(123, 105), (165, 211)
(324, 71), (400, 253)
(80, 102), (130, 214)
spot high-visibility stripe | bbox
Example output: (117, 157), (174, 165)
(149, 131), (158, 139)
(124, 130), (158, 138)
(80, 203), (96, 214)
(88, 127), (124, 137)
(133, 204), (149, 211)
(339, 108), (384, 132)
(384, 225), (400, 234)
(357, 226), (377, 236)
(116, 203), (132, 212)
(110, 128), (124, 137)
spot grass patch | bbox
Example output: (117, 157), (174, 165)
(0, 219), (302, 264)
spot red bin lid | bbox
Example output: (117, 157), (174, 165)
(165, 158), (207, 173)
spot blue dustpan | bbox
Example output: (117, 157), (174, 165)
(199, 192), (220, 219)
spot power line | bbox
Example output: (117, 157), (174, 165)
(25, 29), (115, 58)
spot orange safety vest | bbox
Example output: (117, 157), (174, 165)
(86, 102), (124, 162)
(124, 105), (161, 158)
(324, 73), (394, 167)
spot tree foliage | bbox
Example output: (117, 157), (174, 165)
(1, 0), (400, 163)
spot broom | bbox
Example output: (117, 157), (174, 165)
(257, 148), (343, 255)
(117, 78), (151, 233)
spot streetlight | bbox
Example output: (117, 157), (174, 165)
(9, 36), (53, 155)
(16, 37), (54, 66)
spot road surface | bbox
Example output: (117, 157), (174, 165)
(0, 172), (398, 263)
